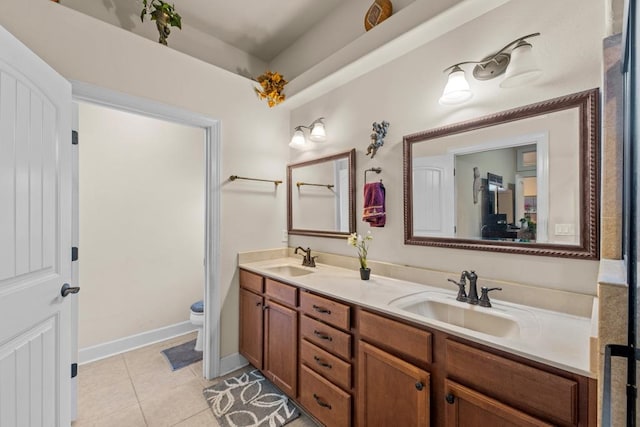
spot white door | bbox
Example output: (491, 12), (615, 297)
(412, 155), (455, 237)
(0, 25), (73, 427)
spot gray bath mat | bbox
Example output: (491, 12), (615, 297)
(161, 339), (202, 371)
(203, 369), (300, 426)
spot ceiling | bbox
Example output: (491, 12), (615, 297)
(60, 0), (351, 63)
(177, 0), (344, 62)
(57, 0), (508, 106)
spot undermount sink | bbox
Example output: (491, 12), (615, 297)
(390, 292), (535, 339)
(263, 264), (314, 277)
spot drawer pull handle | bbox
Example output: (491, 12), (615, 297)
(313, 330), (333, 341)
(313, 393), (332, 410)
(415, 381), (424, 391)
(255, 302), (261, 307)
(314, 356), (332, 369)
(312, 305), (331, 315)
(445, 393), (455, 404)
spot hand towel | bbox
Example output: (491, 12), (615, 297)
(363, 182), (386, 227)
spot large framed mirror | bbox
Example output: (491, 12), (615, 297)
(288, 149), (356, 238)
(403, 89), (599, 259)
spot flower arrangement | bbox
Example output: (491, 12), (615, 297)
(347, 231), (373, 270)
(254, 71), (287, 107)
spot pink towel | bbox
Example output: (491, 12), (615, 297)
(363, 182), (386, 227)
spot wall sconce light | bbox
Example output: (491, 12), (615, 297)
(439, 33), (542, 105)
(289, 117), (326, 149)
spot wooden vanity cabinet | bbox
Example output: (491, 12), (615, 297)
(444, 379), (552, 427)
(239, 270), (264, 369)
(357, 309), (432, 427)
(239, 270), (298, 398)
(444, 339), (595, 427)
(238, 268), (596, 426)
(298, 291), (354, 427)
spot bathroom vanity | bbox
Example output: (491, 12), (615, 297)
(238, 258), (596, 426)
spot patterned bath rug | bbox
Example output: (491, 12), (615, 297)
(161, 339), (202, 371)
(203, 369), (301, 427)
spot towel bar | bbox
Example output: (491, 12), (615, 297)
(296, 182), (335, 189)
(229, 175), (282, 186)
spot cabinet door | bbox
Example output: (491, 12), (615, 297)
(239, 288), (264, 369)
(264, 300), (298, 398)
(358, 341), (430, 427)
(444, 380), (553, 427)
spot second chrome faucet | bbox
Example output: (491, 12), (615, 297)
(294, 246), (317, 267)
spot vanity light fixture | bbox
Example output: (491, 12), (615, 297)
(439, 33), (542, 105)
(289, 117), (326, 149)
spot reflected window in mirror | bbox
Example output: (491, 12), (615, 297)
(404, 89), (599, 259)
(288, 149), (356, 238)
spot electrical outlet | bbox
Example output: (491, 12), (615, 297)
(281, 229), (288, 243)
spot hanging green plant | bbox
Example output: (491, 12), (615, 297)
(140, 0), (182, 46)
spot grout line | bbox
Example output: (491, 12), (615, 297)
(122, 352), (149, 426)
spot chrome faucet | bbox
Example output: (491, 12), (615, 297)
(464, 270), (479, 305)
(448, 270), (501, 307)
(294, 246), (317, 267)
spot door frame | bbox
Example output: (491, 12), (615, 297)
(71, 80), (221, 380)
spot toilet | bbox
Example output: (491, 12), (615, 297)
(190, 300), (204, 352)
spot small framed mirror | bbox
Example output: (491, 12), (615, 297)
(403, 89), (599, 259)
(288, 149), (356, 238)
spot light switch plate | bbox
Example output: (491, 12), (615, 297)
(281, 229), (288, 243)
(555, 224), (576, 236)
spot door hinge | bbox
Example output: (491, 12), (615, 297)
(72, 130), (78, 145)
(72, 247), (78, 262)
(71, 363), (78, 378)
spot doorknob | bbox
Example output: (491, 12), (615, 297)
(61, 283), (80, 297)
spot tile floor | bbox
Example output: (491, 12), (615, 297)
(73, 332), (319, 426)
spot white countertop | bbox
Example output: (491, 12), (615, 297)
(239, 257), (594, 378)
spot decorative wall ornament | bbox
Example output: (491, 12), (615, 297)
(140, 0), (182, 46)
(364, 0), (393, 31)
(366, 121), (390, 158)
(254, 71), (288, 107)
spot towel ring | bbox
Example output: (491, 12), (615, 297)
(364, 167), (382, 183)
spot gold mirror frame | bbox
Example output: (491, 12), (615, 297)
(287, 149), (356, 239)
(403, 89), (600, 259)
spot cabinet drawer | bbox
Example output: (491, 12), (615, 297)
(301, 339), (351, 391)
(445, 340), (578, 426)
(300, 292), (350, 330)
(301, 315), (351, 360)
(299, 364), (351, 427)
(359, 310), (432, 364)
(265, 278), (297, 307)
(239, 269), (263, 294)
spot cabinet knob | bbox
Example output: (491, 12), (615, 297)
(415, 382), (424, 391)
(262, 305), (269, 311)
(255, 302), (261, 307)
(445, 393), (455, 404)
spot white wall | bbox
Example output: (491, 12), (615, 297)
(0, 0), (290, 358)
(289, 0), (604, 295)
(78, 102), (205, 348)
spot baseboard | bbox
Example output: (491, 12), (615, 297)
(79, 321), (197, 364)
(219, 352), (248, 376)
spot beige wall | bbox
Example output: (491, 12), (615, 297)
(78, 102), (205, 348)
(289, 0), (604, 295)
(0, 0), (290, 358)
